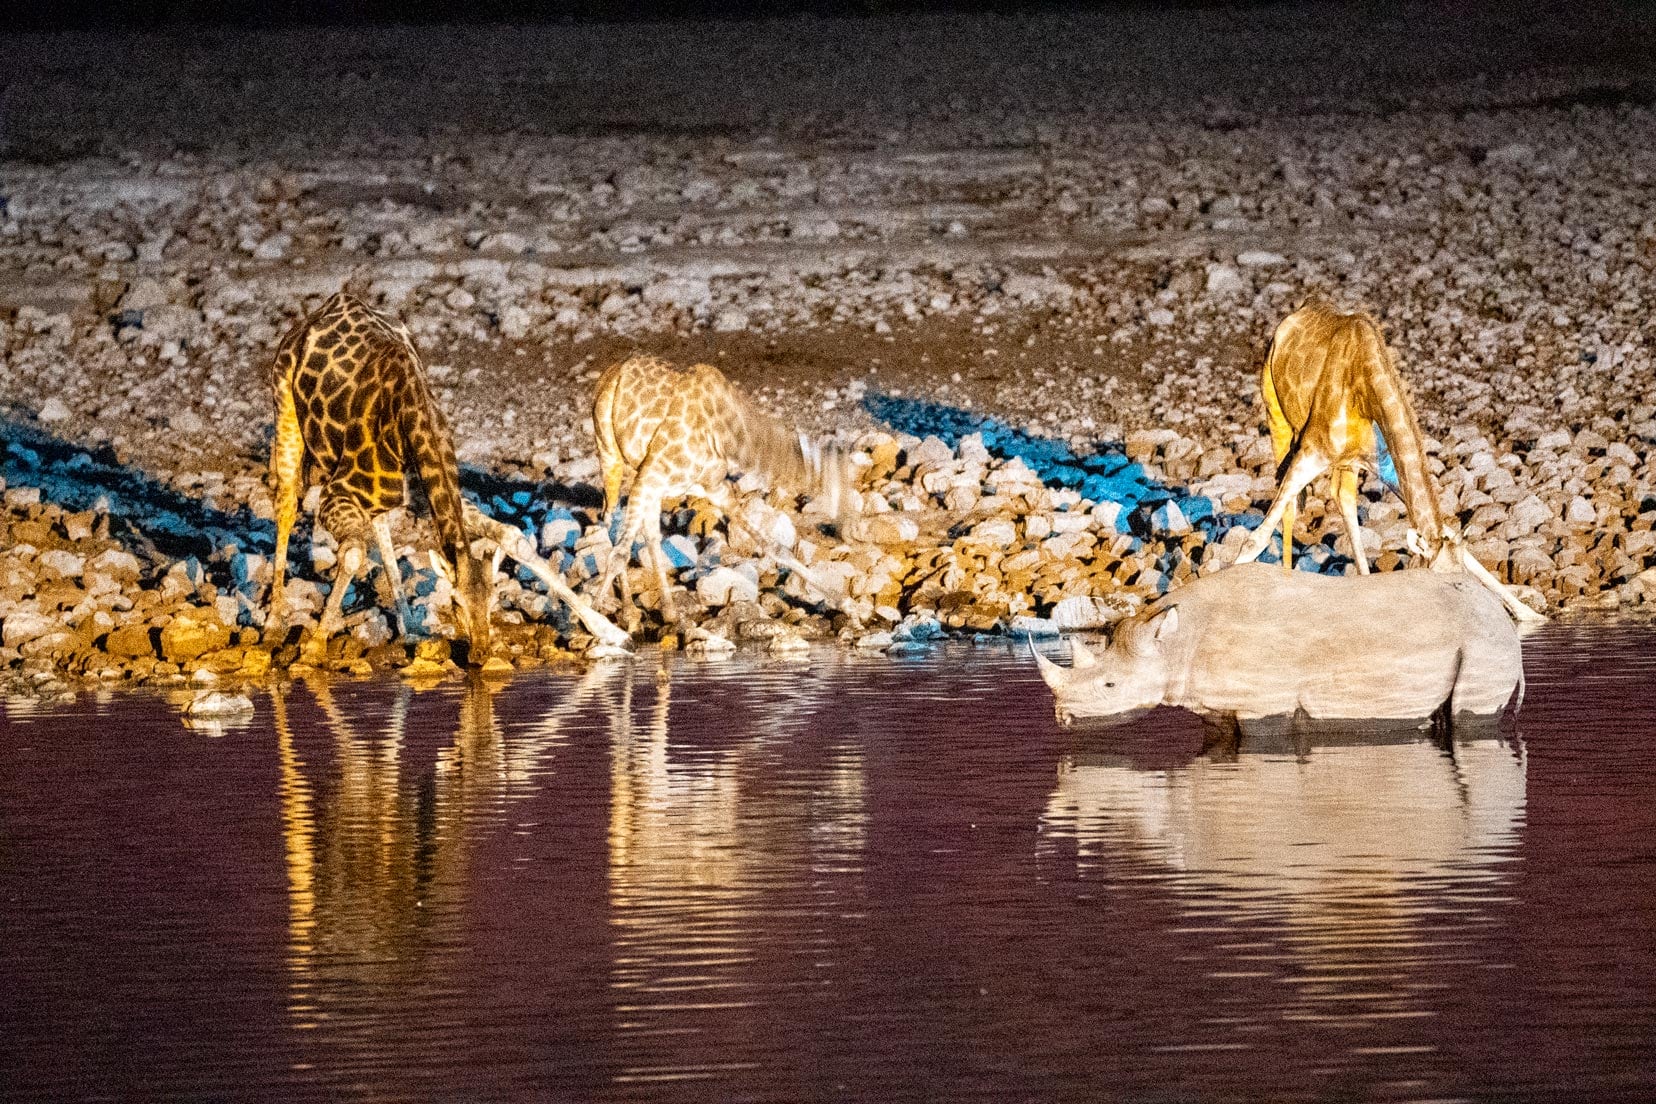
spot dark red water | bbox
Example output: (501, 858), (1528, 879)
(4, 626), (1656, 1102)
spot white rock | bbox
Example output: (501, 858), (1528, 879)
(1052, 595), (1115, 630)
(1009, 615), (1060, 638)
(1506, 494), (1551, 534)
(170, 410), (205, 435)
(713, 308), (749, 332)
(38, 549), (85, 578)
(1152, 501), (1191, 534)
(37, 397), (71, 423)
(555, 456), (601, 482)
(1205, 264), (1246, 297)
(186, 690), (255, 718)
(1237, 250), (1288, 267)
(3, 611), (58, 647)
(1566, 496), (1596, 526)
(696, 566), (760, 607)
(253, 234), (291, 260)
(1485, 143), (1536, 166)
(968, 518), (1018, 547)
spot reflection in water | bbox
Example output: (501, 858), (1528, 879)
(271, 670), (609, 1034)
(1041, 723), (1527, 1028)
(605, 666), (868, 1087)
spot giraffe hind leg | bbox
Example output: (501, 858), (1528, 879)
(302, 491), (374, 665)
(268, 379), (305, 640)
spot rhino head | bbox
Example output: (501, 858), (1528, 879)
(1032, 605), (1181, 722)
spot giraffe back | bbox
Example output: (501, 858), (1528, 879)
(593, 355), (850, 511)
(273, 292), (470, 561)
(1263, 303), (1445, 540)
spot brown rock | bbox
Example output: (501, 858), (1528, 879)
(159, 611), (232, 663)
(104, 624), (158, 658)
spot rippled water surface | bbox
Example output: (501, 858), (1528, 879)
(5, 625), (1656, 1102)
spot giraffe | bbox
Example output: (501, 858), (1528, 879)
(267, 291), (491, 664)
(1234, 302), (1542, 622)
(591, 354), (853, 627)
(267, 293), (631, 664)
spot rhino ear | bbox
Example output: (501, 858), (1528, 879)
(1126, 605), (1178, 657)
(1069, 637), (1100, 669)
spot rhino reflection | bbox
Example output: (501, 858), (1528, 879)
(272, 670), (611, 1030)
(606, 667), (867, 1074)
(1041, 725), (1526, 1024)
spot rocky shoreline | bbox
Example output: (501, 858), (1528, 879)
(4, 5), (1656, 695)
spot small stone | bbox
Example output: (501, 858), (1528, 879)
(184, 690), (254, 718)
(1205, 264), (1246, 297)
(1152, 501), (1191, 534)
(968, 518), (1017, 548)
(105, 624), (157, 658)
(38, 549), (86, 579)
(850, 513), (920, 545)
(169, 410), (205, 435)
(160, 611), (232, 663)
(1566, 496), (1596, 526)
(1009, 615), (1060, 638)
(713, 308), (749, 332)
(37, 398), (71, 423)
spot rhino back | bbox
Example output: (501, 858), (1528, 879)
(1163, 564), (1520, 719)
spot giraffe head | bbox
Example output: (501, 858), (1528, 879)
(799, 433), (858, 523)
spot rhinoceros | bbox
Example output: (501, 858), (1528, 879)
(1033, 562), (1524, 722)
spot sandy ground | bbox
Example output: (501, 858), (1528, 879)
(2, 2), (1655, 685)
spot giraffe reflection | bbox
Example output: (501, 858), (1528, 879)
(605, 665), (868, 1075)
(1040, 722), (1526, 1026)
(272, 670), (610, 1031)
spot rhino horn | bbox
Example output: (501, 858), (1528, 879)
(1029, 637), (1069, 689)
(1069, 636), (1100, 669)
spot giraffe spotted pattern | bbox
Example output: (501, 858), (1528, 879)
(592, 354), (852, 626)
(267, 291), (491, 663)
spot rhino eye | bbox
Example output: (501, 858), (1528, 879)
(1105, 681), (1116, 688)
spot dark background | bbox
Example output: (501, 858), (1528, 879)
(7, 0), (1401, 31)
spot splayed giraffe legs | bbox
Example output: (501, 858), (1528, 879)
(460, 503), (631, 649)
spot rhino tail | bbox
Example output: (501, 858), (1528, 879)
(1433, 646), (1465, 737)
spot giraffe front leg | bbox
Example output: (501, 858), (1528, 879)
(1334, 466), (1369, 575)
(643, 507), (677, 626)
(301, 493), (373, 666)
(371, 513), (414, 639)
(1236, 449), (1328, 568)
(267, 380), (305, 642)
(464, 503), (632, 649)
